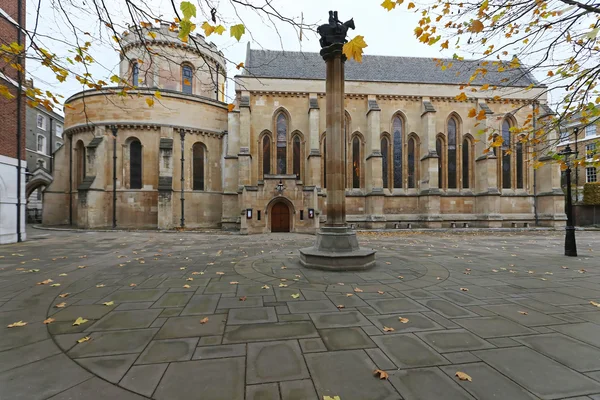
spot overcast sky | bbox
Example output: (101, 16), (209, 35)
(24, 0), (551, 112)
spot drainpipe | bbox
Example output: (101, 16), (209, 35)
(532, 101), (538, 226)
(69, 133), (73, 225)
(111, 125), (118, 228)
(49, 116), (53, 173)
(15, 0), (23, 241)
(180, 128), (185, 228)
(215, 64), (219, 101)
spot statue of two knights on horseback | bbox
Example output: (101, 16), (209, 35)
(317, 11), (355, 48)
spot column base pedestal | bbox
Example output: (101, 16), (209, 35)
(299, 226), (376, 271)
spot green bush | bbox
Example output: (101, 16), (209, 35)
(583, 182), (600, 205)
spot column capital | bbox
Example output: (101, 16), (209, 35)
(320, 43), (346, 62)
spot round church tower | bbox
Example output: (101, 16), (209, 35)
(45, 24), (229, 229)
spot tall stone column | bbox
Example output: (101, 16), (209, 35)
(299, 11), (375, 270)
(365, 96), (385, 229)
(419, 99), (442, 228)
(307, 94), (322, 188)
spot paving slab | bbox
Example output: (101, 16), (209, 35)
(218, 296), (263, 309)
(422, 299), (477, 318)
(326, 293), (369, 307)
(474, 347), (600, 399)
(416, 329), (494, 353)
(75, 353), (137, 383)
(372, 333), (449, 368)
(48, 377), (147, 400)
(368, 313), (443, 333)
(151, 292), (193, 308)
(440, 362), (539, 400)
(137, 337), (198, 364)
(320, 327), (377, 350)
(453, 316), (536, 338)
(101, 289), (166, 303)
(203, 282), (238, 294)
(366, 298), (428, 314)
(246, 383), (280, 400)
(482, 304), (565, 327)
(68, 328), (158, 358)
(88, 309), (162, 331)
(299, 337), (327, 353)
(310, 311), (372, 329)
(551, 322), (600, 348)
(180, 294), (220, 315)
(388, 367), (474, 400)
(280, 379), (318, 400)
(288, 300), (339, 313)
(246, 340), (309, 384)
(0, 338), (60, 373)
(155, 314), (226, 339)
(119, 363), (169, 397)
(514, 333), (600, 372)
(526, 291), (587, 305)
(223, 321), (319, 343)
(192, 344), (246, 360)
(0, 353), (92, 400)
(228, 307), (277, 324)
(305, 350), (400, 400)
(153, 357), (245, 400)
(50, 304), (115, 321)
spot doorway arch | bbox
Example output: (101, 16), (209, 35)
(270, 201), (291, 232)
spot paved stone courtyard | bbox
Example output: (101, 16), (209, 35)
(1, 228), (600, 399)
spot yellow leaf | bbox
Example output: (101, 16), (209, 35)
(291, 293), (300, 299)
(230, 281), (239, 285)
(279, 283), (288, 287)
(377, 291), (385, 295)
(343, 35), (368, 63)
(183, 284), (191, 288)
(180, 1), (196, 19)
(547, 70), (554, 77)
(235, 62), (244, 70)
(470, 20), (484, 33)
(460, 287), (469, 291)
(43, 318), (55, 324)
(73, 317), (89, 326)
(381, 0), (396, 11)
(200, 317), (209, 324)
(455, 92), (468, 102)
(456, 371), (472, 381)
(55, 302), (67, 308)
(37, 279), (53, 285)
(77, 336), (91, 343)
(374, 369), (389, 379)
(346, 293), (354, 297)
(590, 301), (600, 307)
(518, 311), (528, 315)
(414, 27), (423, 38)
(146, 98), (154, 107)
(468, 108), (477, 118)
(7, 321), (27, 328)
(407, 2), (416, 9)
(129, 283), (137, 287)
(441, 40), (449, 49)
(228, 103), (235, 112)
(155, 90), (162, 99)
(383, 326), (395, 332)
(261, 285), (270, 289)
(324, 397), (341, 400)
(214, 25), (225, 35)
(96, 284), (105, 288)
(103, 301), (114, 306)
(481, 83), (489, 90)
(230, 24), (245, 41)
(398, 317), (410, 323)
(337, 304), (345, 309)
(354, 287), (364, 293)
(148, 31), (156, 39)
(50, 283), (60, 287)
(201, 21), (215, 36)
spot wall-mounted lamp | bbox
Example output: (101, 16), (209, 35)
(276, 180), (284, 194)
(308, 208), (315, 219)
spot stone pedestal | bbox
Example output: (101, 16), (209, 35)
(299, 40), (376, 271)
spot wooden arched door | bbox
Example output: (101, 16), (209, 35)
(271, 202), (290, 232)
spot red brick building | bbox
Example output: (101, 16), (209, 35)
(0, 0), (27, 243)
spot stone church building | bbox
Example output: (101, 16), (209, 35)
(42, 25), (566, 233)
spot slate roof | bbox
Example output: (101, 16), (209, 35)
(244, 48), (541, 88)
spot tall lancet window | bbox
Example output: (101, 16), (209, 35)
(352, 136), (360, 188)
(381, 137), (389, 189)
(502, 120), (512, 189)
(262, 135), (271, 177)
(392, 116), (403, 188)
(276, 113), (287, 174)
(447, 118), (458, 189)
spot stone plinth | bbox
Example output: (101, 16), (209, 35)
(299, 227), (375, 271)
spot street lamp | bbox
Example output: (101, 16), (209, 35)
(558, 144), (577, 257)
(179, 129), (185, 228)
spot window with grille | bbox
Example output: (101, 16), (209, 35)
(193, 143), (205, 191)
(587, 167), (597, 183)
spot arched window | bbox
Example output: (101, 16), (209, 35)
(276, 113), (287, 174)
(516, 140), (524, 189)
(262, 135), (271, 177)
(76, 140), (86, 187)
(345, 113), (350, 188)
(130, 139), (142, 189)
(292, 135), (301, 179)
(381, 137), (389, 189)
(352, 136), (360, 188)
(393, 116), (403, 188)
(436, 137), (443, 189)
(408, 137), (416, 189)
(322, 136), (327, 189)
(192, 143), (205, 191)
(182, 64), (193, 94)
(502, 120), (512, 189)
(131, 61), (139, 86)
(462, 138), (471, 189)
(447, 118), (458, 189)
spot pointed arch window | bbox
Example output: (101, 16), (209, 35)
(408, 137), (416, 189)
(448, 118), (458, 189)
(393, 116), (403, 188)
(192, 143), (205, 191)
(293, 135), (301, 179)
(344, 113), (350, 187)
(76, 140), (86, 187)
(381, 137), (389, 189)
(436, 137), (443, 189)
(502, 120), (512, 189)
(462, 138), (471, 189)
(276, 113), (287, 174)
(130, 139), (142, 189)
(131, 61), (139, 86)
(516, 140), (524, 189)
(322, 136), (327, 189)
(182, 64), (193, 94)
(352, 137), (360, 188)
(262, 135), (271, 177)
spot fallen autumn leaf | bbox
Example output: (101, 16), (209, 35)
(373, 369), (389, 380)
(456, 371), (472, 382)
(73, 317), (89, 326)
(7, 321), (27, 328)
